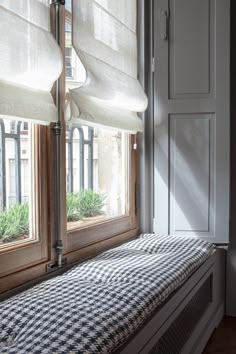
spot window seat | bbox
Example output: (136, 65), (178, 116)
(0, 234), (215, 354)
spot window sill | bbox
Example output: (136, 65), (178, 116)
(67, 214), (128, 231)
(0, 227), (138, 295)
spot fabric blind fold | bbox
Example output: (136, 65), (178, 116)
(0, 0), (63, 125)
(66, 0), (148, 133)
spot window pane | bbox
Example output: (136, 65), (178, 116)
(0, 119), (34, 247)
(66, 126), (129, 230)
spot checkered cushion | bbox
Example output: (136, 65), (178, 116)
(0, 234), (214, 354)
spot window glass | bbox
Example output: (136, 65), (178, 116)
(0, 119), (34, 247)
(66, 126), (129, 230)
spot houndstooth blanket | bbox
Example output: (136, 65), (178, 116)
(0, 234), (214, 354)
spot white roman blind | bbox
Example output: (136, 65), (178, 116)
(0, 0), (63, 125)
(65, 0), (148, 133)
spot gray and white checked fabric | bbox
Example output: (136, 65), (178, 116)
(0, 234), (214, 354)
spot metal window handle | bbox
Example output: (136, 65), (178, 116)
(161, 11), (168, 41)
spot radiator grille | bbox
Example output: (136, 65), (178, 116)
(150, 276), (212, 354)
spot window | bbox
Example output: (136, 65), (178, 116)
(0, 1), (61, 293)
(63, 1), (139, 255)
(65, 125), (132, 229)
(65, 26), (130, 227)
(0, 0), (146, 293)
(0, 121), (32, 245)
(64, 129), (138, 255)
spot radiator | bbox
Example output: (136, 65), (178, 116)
(150, 276), (212, 354)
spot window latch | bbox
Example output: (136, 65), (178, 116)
(46, 258), (67, 273)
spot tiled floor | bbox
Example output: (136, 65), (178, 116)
(203, 317), (236, 354)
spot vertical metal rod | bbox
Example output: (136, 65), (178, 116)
(78, 127), (84, 190)
(15, 122), (22, 205)
(51, 0), (64, 267)
(67, 127), (73, 193)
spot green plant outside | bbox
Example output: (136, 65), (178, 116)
(0, 190), (106, 243)
(66, 189), (106, 221)
(0, 203), (29, 243)
(66, 192), (82, 222)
